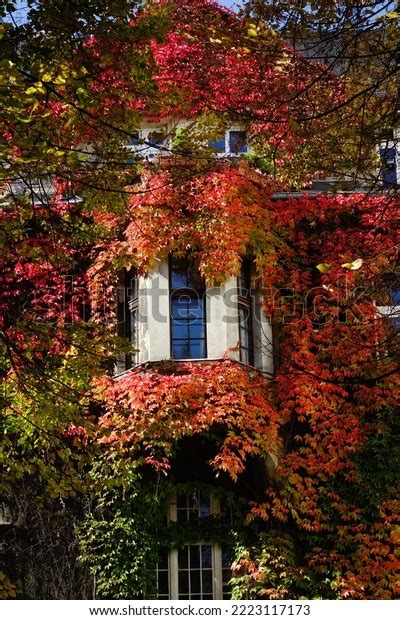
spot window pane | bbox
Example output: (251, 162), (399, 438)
(157, 571), (169, 596)
(171, 256), (205, 290)
(156, 546), (170, 599)
(208, 136), (226, 153)
(229, 131), (247, 154)
(170, 256), (207, 360)
(172, 339), (206, 359)
(238, 261), (253, 365)
(238, 261), (251, 297)
(178, 570), (189, 594)
(222, 544), (232, 599)
(174, 324), (191, 340)
(392, 290), (400, 304)
(190, 545), (200, 568)
(158, 547), (169, 570)
(240, 347), (250, 365)
(171, 297), (203, 320)
(178, 547), (189, 569)
(130, 308), (138, 364)
(172, 343), (191, 359)
(201, 545), (212, 568)
(171, 270), (188, 288)
(190, 569), (201, 593)
(188, 340), (206, 358)
(380, 148), (397, 186)
(202, 569), (213, 593)
(188, 321), (205, 339)
(199, 491), (212, 517)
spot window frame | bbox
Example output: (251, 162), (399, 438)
(237, 260), (254, 366)
(116, 269), (136, 373)
(169, 254), (208, 360)
(156, 490), (231, 600)
(208, 129), (248, 157)
(127, 268), (139, 367)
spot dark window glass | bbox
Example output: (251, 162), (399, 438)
(170, 255), (206, 360)
(229, 131), (247, 154)
(201, 545), (212, 569)
(116, 268), (138, 372)
(380, 148), (397, 186)
(391, 289), (400, 305)
(190, 546), (200, 568)
(178, 545), (214, 599)
(200, 491), (212, 517)
(156, 547), (170, 599)
(178, 548), (189, 569)
(237, 261), (254, 365)
(127, 269), (139, 366)
(178, 568), (189, 593)
(221, 544), (232, 599)
(202, 570), (213, 592)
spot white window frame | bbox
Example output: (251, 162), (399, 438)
(127, 125), (170, 160)
(157, 491), (225, 600)
(210, 127), (249, 158)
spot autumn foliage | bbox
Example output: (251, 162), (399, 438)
(1, 0), (399, 601)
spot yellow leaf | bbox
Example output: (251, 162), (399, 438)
(54, 75), (66, 85)
(316, 263), (332, 273)
(341, 258), (363, 271)
(247, 27), (258, 37)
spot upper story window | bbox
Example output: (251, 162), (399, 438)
(228, 130), (247, 154)
(127, 126), (169, 160)
(128, 132), (140, 147)
(237, 260), (254, 365)
(380, 146), (397, 187)
(128, 270), (139, 366)
(148, 130), (167, 148)
(170, 255), (207, 360)
(208, 130), (248, 156)
(208, 134), (226, 154)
